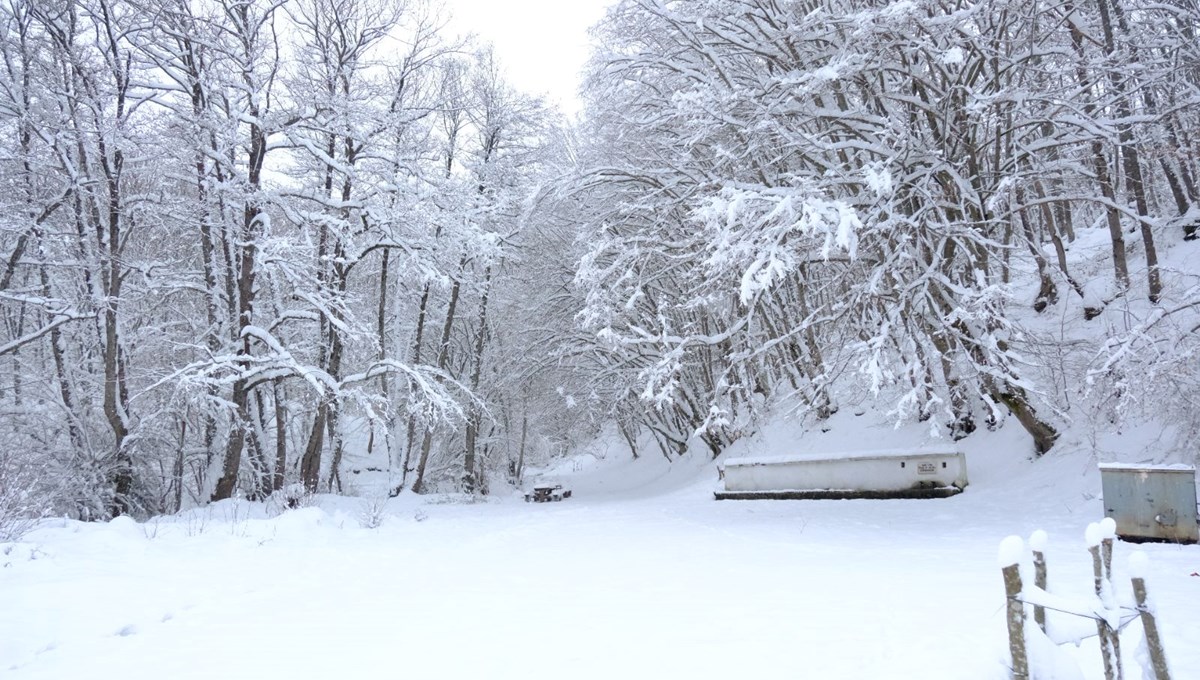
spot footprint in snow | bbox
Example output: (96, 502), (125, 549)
(116, 624), (138, 637)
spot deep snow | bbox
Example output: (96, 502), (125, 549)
(3, 416), (1197, 680)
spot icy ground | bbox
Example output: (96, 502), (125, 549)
(3, 421), (1198, 679)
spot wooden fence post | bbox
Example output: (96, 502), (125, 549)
(1087, 523), (1123, 680)
(1129, 552), (1171, 680)
(1030, 530), (1048, 633)
(1100, 517), (1117, 581)
(999, 536), (1029, 680)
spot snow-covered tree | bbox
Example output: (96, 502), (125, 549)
(567, 0), (1198, 458)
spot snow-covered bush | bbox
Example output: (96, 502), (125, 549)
(358, 497), (387, 529)
(1089, 283), (1200, 461)
(268, 484), (316, 515)
(0, 450), (46, 541)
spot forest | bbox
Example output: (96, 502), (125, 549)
(2, 0), (1198, 522)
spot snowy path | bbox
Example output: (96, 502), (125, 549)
(3, 469), (1197, 680)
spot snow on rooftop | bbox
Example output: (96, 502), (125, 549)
(1097, 463), (1196, 472)
(724, 447), (961, 467)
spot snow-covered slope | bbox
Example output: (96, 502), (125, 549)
(6, 412), (1195, 680)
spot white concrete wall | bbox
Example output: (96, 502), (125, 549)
(722, 452), (968, 493)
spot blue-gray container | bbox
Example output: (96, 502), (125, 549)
(1100, 464), (1198, 544)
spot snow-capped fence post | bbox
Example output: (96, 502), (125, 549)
(999, 536), (1029, 680)
(1029, 530), (1048, 633)
(1129, 552), (1171, 680)
(1087, 522), (1123, 680)
(1004, 521), (1177, 680)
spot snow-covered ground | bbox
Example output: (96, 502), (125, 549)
(3, 419), (1197, 679)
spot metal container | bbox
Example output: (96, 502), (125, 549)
(1099, 464), (1198, 544)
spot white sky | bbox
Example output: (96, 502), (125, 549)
(443, 0), (616, 113)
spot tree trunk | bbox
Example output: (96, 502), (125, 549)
(212, 51), (269, 500)
(1097, 0), (1161, 303)
(1065, 0), (1131, 294)
(273, 379), (287, 494)
(462, 265), (494, 494)
(1015, 187), (1057, 313)
(994, 387), (1059, 456)
(411, 263), (464, 494)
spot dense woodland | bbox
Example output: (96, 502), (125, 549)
(1, 0), (1198, 521)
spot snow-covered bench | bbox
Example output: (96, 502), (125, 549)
(524, 484), (572, 503)
(715, 449), (967, 500)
